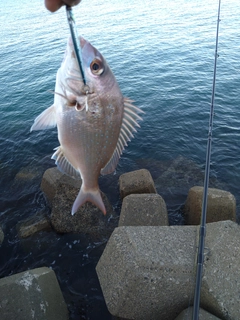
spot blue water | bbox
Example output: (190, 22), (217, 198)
(1, 0), (240, 318)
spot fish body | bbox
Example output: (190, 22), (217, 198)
(31, 37), (142, 215)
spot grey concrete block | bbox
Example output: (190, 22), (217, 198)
(119, 194), (168, 227)
(41, 168), (117, 237)
(184, 186), (236, 225)
(175, 306), (222, 319)
(0, 267), (68, 320)
(201, 220), (240, 319)
(41, 167), (81, 205)
(119, 169), (157, 199)
(97, 221), (240, 319)
(96, 226), (198, 320)
(50, 182), (116, 238)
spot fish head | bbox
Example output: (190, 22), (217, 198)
(57, 36), (123, 111)
(79, 36), (113, 92)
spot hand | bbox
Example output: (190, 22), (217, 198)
(45, 0), (81, 12)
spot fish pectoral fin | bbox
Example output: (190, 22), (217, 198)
(30, 105), (57, 131)
(101, 98), (143, 175)
(71, 186), (106, 215)
(51, 146), (81, 180)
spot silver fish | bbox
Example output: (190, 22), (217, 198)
(31, 37), (143, 215)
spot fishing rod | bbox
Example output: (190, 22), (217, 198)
(192, 0), (221, 319)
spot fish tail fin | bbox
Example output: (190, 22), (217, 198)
(71, 186), (106, 216)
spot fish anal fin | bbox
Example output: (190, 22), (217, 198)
(100, 98), (143, 175)
(71, 186), (106, 215)
(51, 146), (81, 180)
(30, 105), (57, 131)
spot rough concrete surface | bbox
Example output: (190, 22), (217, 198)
(41, 167), (81, 205)
(96, 226), (198, 320)
(51, 181), (117, 237)
(119, 169), (157, 199)
(175, 306), (222, 319)
(0, 267), (68, 320)
(184, 186), (236, 225)
(118, 193), (169, 226)
(97, 221), (240, 320)
(201, 220), (240, 319)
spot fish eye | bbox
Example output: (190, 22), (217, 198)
(90, 58), (104, 75)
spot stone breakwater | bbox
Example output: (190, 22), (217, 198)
(0, 161), (238, 319)
(97, 169), (238, 320)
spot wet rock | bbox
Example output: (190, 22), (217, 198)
(155, 156), (225, 211)
(0, 267), (68, 320)
(175, 307), (221, 320)
(51, 185), (117, 238)
(184, 186), (236, 225)
(96, 225), (197, 320)
(135, 158), (170, 181)
(41, 167), (81, 205)
(14, 165), (43, 182)
(41, 168), (118, 237)
(0, 227), (4, 245)
(155, 156), (204, 188)
(17, 211), (52, 238)
(119, 193), (168, 227)
(9, 164), (46, 200)
(119, 169), (157, 200)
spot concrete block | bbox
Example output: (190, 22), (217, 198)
(41, 168), (117, 237)
(0, 267), (68, 320)
(184, 186), (236, 225)
(119, 194), (168, 227)
(174, 306), (222, 319)
(119, 169), (157, 199)
(201, 220), (240, 319)
(41, 167), (81, 205)
(96, 226), (198, 320)
(97, 221), (240, 320)
(50, 182), (116, 238)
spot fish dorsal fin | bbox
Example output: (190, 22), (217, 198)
(30, 105), (57, 131)
(51, 146), (81, 180)
(101, 98), (144, 175)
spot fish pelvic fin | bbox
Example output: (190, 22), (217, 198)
(71, 186), (106, 216)
(51, 146), (81, 180)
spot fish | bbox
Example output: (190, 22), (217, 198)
(31, 36), (143, 215)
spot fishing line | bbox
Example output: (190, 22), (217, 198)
(192, 0), (221, 319)
(66, 5), (89, 93)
